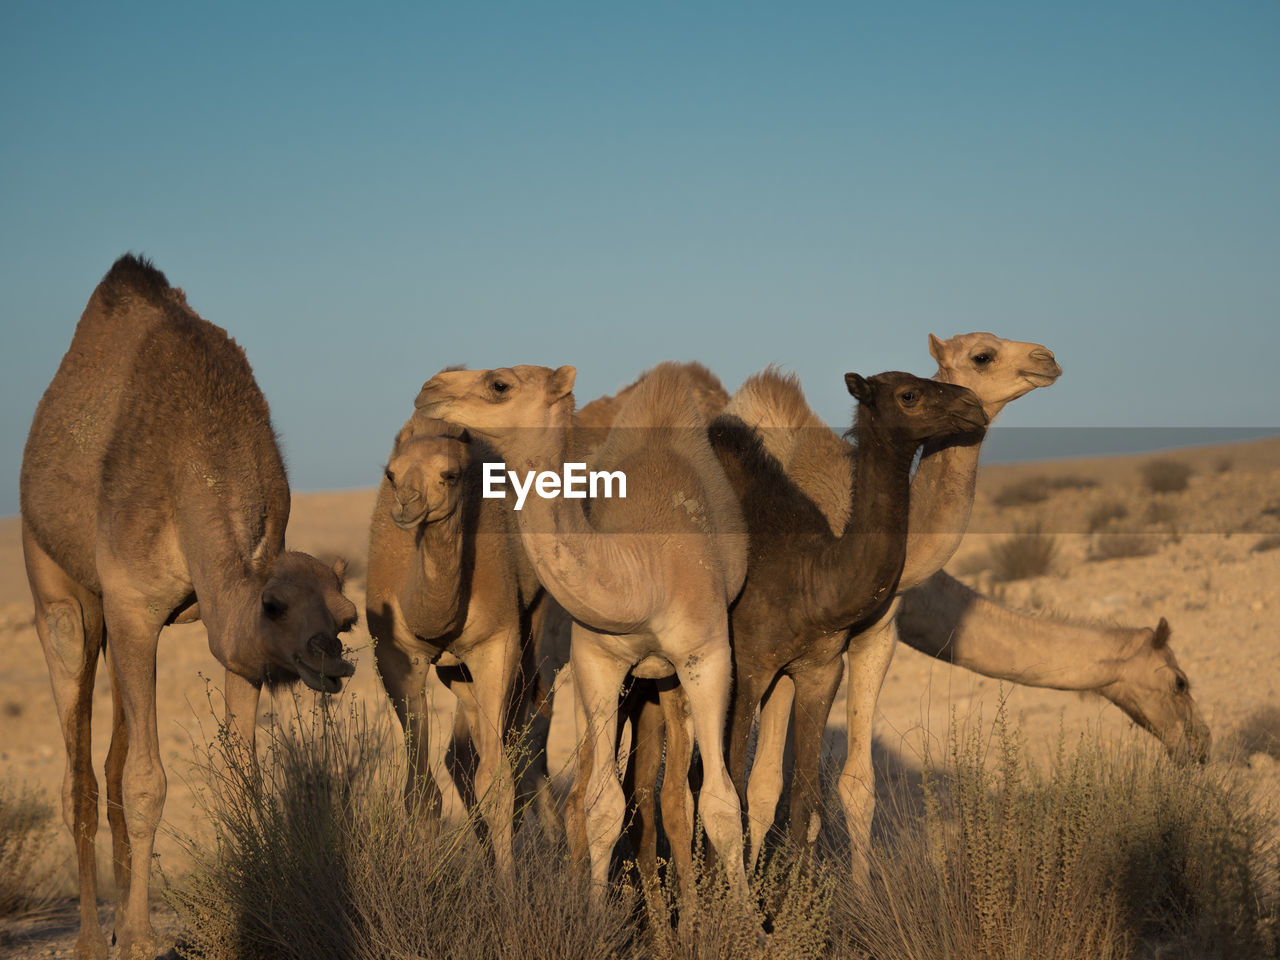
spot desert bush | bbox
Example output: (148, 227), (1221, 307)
(1088, 532), (1160, 562)
(168, 693), (638, 960)
(988, 524), (1058, 581)
(1252, 534), (1280, 554)
(1216, 457), (1234, 474)
(993, 476), (1051, 507)
(1141, 458), (1192, 493)
(0, 780), (58, 917)
(1087, 501), (1129, 533)
(830, 707), (1280, 960)
(1233, 707), (1280, 761)
(1047, 474), (1099, 491)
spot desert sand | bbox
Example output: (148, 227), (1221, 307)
(2, 435), (1278, 956)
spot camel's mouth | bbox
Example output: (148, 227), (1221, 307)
(293, 652), (356, 695)
(1019, 363), (1062, 388)
(391, 503), (430, 530)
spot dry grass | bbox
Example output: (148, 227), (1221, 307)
(1232, 706), (1280, 761)
(0, 780), (59, 919)
(1087, 501), (1129, 533)
(165, 694), (1279, 960)
(1088, 532), (1161, 562)
(989, 524), (1058, 581)
(993, 477), (1051, 507)
(830, 707), (1280, 960)
(1141, 458), (1192, 493)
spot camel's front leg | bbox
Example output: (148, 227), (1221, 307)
(570, 632), (631, 899)
(222, 668), (262, 764)
(745, 673), (793, 869)
(101, 594), (166, 960)
(374, 636), (443, 826)
(787, 658), (844, 858)
(840, 605), (897, 883)
(463, 633), (522, 884)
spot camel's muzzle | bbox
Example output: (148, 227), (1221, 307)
(294, 635), (356, 694)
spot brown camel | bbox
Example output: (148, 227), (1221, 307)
(367, 417), (555, 881)
(414, 363), (751, 901)
(712, 369), (988, 865)
(735, 333), (1064, 869)
(19, 255), (357, 960)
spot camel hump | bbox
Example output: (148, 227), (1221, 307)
(608, 362), (707, 433)
(101, 253), (172, 299)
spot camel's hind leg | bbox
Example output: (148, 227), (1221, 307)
(673, 637), (746, 899)
(23, 523), (108, 960)
(570, 631), (631, 898)
(745, 673), (793, 869)
(461, 633), (522, 884)
(624, 683), (665, 885)
(655, 680), (696, 900)
(840, 607), (897, 883)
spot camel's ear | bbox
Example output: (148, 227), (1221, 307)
(845, 372), (873, 405)
(392, 423), (416, 455)
(248, 537), (271, 575)
(1153, 617), (1171, 649)
(332, 557), (348, 587)
(928, 333), (946, 364)
(549, 365), (576, 401)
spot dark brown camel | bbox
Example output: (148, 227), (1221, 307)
(367, 416), (552, 882)
(20, 254), (357, 960)
(713, 370), (988, 856)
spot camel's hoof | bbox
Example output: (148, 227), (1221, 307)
(74, 930), (109, 960)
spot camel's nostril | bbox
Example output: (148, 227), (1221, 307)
(308, 633), (342, 659)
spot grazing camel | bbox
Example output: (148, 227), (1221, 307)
(367, 418), (553, 881)
(414, 363), (751, 901)
(713, 369), (989, 864)
(895, 570), (1210, 757)
(19, 255), (357, 960)
(735, 333), (1066, 869)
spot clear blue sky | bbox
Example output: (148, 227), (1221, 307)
(3, 1), (1277, 516)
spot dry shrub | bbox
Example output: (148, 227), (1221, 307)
(1047, 474), (1099, 491)
(993, 477), (1051, 507)
(1216, 457), (1234, 474)
(1232, 706), (1280, 761)
(1141, 458), (1192, 493)
(1088, 501), (1129, 533)
(832, 707), (1280, 960)
(1252, 535), (1280, 554)
(989, 524), (1058, 581)
(1088, 533), (1160, 562)
(0, 780), (58, 918)
(168, 693), (637, 960)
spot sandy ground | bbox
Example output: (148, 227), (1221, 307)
(2, 436), (1279, 957)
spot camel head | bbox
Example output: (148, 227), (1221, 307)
(414, 365), (577, 441)
(1102, 617), (1211, 764)
(928, 332), (1062, 420)
(844, 371), (989, 446)
(257, 551), (358, 694)
(384, 429), (469, 529)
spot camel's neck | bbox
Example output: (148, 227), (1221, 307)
(499, 418), (653, 633)
(895, 570), (1137, 690)
(402, 511), (467, 639)
(899, 431), (986, 588)
(809, 425), (917, 631)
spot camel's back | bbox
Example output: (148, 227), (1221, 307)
(21, 255), (288, 590)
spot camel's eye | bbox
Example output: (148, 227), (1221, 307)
(899, 390), (919, 406)
(973, 352), (994, 367)
(385, 467), (396, 485)
(490, 378), (510, 395)
(1174, 674), (1188, 694)
(442, 470), (459, 484)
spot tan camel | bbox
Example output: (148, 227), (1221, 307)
(733, 332), (1066, 870)
(367, 418), (555, 882)
(414, 363), (750, 901)
(19, 255), (357, 960)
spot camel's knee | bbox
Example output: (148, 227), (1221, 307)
(44, 599), (89, 676)
(121, 758), (166, 837)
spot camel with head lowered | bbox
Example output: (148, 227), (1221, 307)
(414, 362), (751, 902)
(19, 255), (357, 960)
(367, 417), (557, 883)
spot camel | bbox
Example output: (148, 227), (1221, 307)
(414, 362), (751, 901)
(734, 333), (1066, 869)
(19, 254), (357, 960)
(710, 369), (989, 868)
(367, 416), (556, 881)
(894, 570), (1210, 756)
